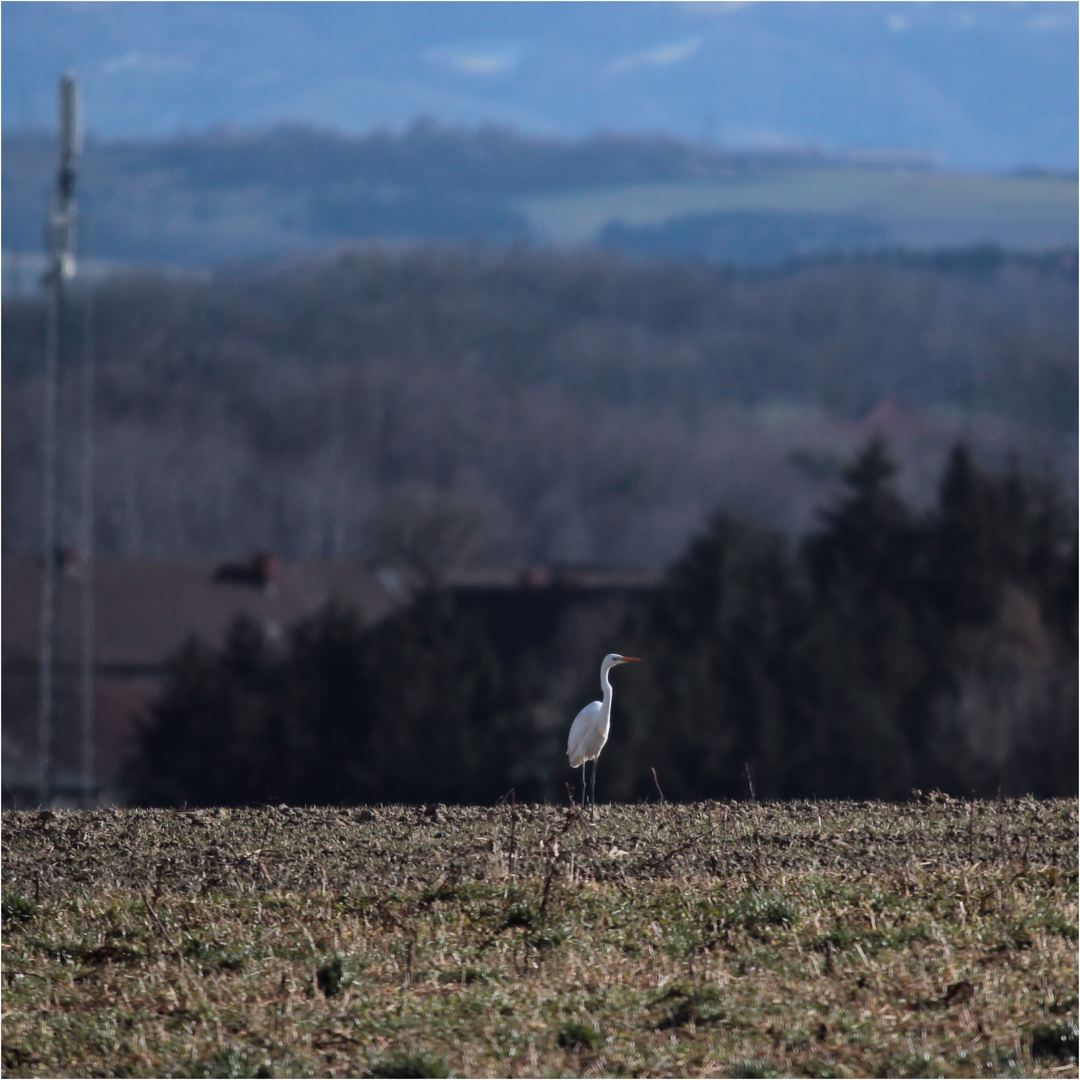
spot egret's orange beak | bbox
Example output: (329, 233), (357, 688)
(622, 656), (642, 663)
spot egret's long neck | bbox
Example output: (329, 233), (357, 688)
(600, 663), (615, 714)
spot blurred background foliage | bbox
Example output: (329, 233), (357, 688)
(4, 246), (1075, 569)
(128, 439), (1076, 806)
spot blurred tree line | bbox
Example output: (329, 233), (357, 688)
(129, 441), (1076, 805)
(130, 591), (533, 807)
(4, 245), (1075, 570)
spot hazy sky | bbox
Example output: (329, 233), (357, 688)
(3, 2), (1077, 169)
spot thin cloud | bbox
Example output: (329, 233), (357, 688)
(427, 43), (522, 76)
(101, 52), (194, 76)
(606, 37), (702, 76)
(680, 2), (749, 15)
(1029, 11), (1072, 31)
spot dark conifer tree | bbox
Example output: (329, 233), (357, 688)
(128, 592), (532, 806)
(607, 515), (801, 800)
(927, 450), (1078, 795)
(1001, 464), (1078, 648)
(928, 443), (1004, 626)
(279, 603), (374, 804)
(129, 616), (284, 806)
(357, 589), (529, 804)
(794, 438), (938, 797)
(803, 437), (913, 594)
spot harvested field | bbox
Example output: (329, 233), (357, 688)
(2, 799), (1077, 1078)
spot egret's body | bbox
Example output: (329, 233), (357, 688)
(568, 653), (640, 819)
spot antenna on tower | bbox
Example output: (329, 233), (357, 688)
(53, 72), (80, 281)
(60, 72), (81, 160)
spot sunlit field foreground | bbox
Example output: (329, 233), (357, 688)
(3, 800), (1076, 1078)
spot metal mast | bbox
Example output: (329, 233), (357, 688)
(79, 275), (96, 806)
(37, 73), (82, 806)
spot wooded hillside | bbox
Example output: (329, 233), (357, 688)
(3, 246), (1074, 569)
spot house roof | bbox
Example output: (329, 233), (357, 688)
(3, 554), (399, 668)
(448, 565), (663, 591)
(4, 553), (665, 671)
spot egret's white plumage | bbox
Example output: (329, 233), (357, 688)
(567, 653), (640, 819)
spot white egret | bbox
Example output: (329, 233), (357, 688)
(567, 653), (640, 820)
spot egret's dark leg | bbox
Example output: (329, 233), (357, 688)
(590, 758), (598, 822)
(581, 766), (587, 813)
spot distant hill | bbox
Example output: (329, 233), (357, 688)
(542, 168), (1077, 253)
(3, 125), (1076, 272)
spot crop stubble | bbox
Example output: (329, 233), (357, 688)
(2, 799), (1076, 1077)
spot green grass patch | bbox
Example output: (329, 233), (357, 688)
(520, 168), (1079, 247)
(2, 893), (39, 926)
(364, 1051), (449, 1078)
(556, 1018), (602, 1050)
